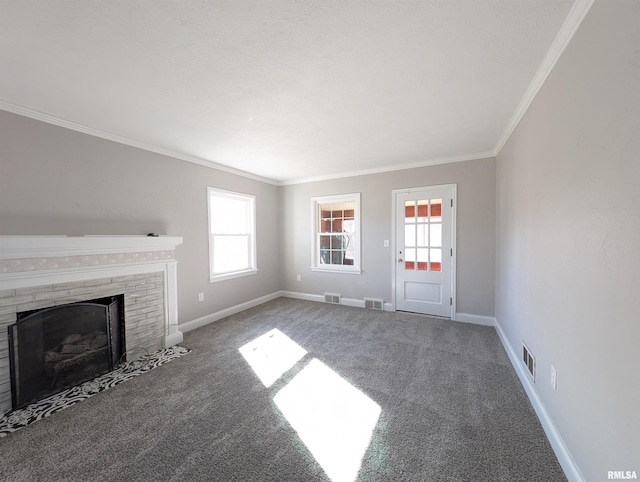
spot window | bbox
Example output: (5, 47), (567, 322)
(208, 187), (257, 282)
(311, 193), (361, 273)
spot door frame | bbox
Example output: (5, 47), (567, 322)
(391, 184), (457, 319)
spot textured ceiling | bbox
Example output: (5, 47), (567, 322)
(0, 1), (577, 184)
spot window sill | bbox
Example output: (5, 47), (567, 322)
(311, 266), (361, 275)
(210, 268), (258, 283)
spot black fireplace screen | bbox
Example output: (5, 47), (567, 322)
(8, 295), (124, 410)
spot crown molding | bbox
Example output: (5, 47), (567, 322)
(0, 100), (279, 186)
(2, 0), (595, 191)
(493, 0), (595, 155)
(0, 99), (496, 186)
(279, 150), (496, 186)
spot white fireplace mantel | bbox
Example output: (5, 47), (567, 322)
(0, 235), (184, 347)
(0, 235), (184, 259)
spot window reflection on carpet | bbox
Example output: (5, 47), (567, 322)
(238, 328), (307, 387)
(274, 359), (381, 482)
(239, 330), (381, 482)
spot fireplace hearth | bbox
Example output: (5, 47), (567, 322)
(8, 295), (124, 410)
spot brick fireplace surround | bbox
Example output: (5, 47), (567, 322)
(0, 235), (184, 414)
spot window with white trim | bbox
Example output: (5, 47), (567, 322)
(311, 193), (361, 273)
(208, 187), (257, 282)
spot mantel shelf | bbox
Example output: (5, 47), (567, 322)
(0, 235), (184, 260)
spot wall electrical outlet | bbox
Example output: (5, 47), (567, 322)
(296, 274), (301, 281)
(198, 293), (204, 302)
(550, 365), (557, 390)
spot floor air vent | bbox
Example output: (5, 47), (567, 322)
(364, 298), (384, 310)
(324, 293), (341, 304)
(522, 342), (536, 380)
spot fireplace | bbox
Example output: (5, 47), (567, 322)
(0, 235), (184, 414)
(8, 295), (124, 409)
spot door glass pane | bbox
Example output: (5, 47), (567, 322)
(416, 224), (427, 247)
(401, 195), (449, 273)
(417, 200), (428, 222)
(417, 248), (428, 270)
(405, 249), (416, 262)
(429, 224), (442, 247)
(430, 199), (442, 221)
(405, 201), (415, 221)
(405, 248), (415, 270)
(405, 225), (415, 247)
(430, 248), (442, 272)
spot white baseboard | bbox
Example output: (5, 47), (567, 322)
(280, 290), (364, 308)
(494, 319), (583, 482)
(280, 290), (384, 310)
(279, 290), (324, 303)
(180, 291), (282, 333)
(164, 331), (184, 348)
(455, 312), (496, 326)
(341, 297), (365, 308)
(182, 291), (498, 330)
(281, 292), (496, 321)
(180, 290), (386, 334)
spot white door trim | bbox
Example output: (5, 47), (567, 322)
(391, 184), (457, 319)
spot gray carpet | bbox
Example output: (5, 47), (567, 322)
(0, 298), (566, 481)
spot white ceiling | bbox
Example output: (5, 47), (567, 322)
(0, 1), (582, 184)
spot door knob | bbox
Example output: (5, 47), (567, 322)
(397, 259), (403, 263)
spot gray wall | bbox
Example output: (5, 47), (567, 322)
(280, 158), (496, 317)
(0, 111), (496, 323)
(495, 1), (640, 479)
(0, 111), (281, 324)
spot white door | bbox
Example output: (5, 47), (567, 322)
(394, 185), (455, 317)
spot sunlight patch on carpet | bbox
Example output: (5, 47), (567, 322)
(238, 328), (307, 387)
(274, 359), (381, 482)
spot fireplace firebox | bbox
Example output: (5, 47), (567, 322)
(8, 295), (125, 410)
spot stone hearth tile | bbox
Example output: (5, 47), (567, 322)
(0, 345), (190, 437)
